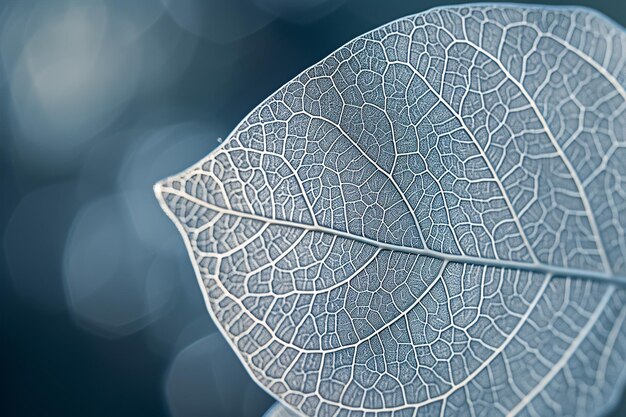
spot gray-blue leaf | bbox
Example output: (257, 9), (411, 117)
(155, 4), (626, 417)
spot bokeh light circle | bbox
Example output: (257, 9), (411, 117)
(62, 194), (175, 338)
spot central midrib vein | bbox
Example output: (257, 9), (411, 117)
(160, 185), (626, 286)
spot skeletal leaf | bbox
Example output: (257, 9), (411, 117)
(155, 4), (626, 417)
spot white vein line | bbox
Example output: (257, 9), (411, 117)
(595, 300), (626, 384)
(304, 113), (428, 250)
(526, 23), (626, 101)
(242, 229), (307, 281)
(440, 33), (612, 274)
(198, 222), (270, 258)
(274, 260), (447, 355)
(275, 248), (382, 297)
(389, 59), (539, 264)
(506, 286), (615, 417)
(405, 273), (552, 410)
(159, 186), (626, 286)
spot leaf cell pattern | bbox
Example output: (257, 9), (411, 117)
(156, 5), (626, 417)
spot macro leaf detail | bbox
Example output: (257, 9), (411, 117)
(156, 4), (626, 417)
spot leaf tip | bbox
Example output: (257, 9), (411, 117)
(153, 179), (165, 205)
(153, 178), (162, 193)
(153, 177), (176, 220)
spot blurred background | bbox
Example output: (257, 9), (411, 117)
(1, 1), (625, 416)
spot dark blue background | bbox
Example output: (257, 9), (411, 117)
(2, 1), (625, 416)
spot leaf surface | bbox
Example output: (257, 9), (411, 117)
(156, 4), (626, 417)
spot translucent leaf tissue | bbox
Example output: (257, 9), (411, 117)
(155, 4), (626, 417)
